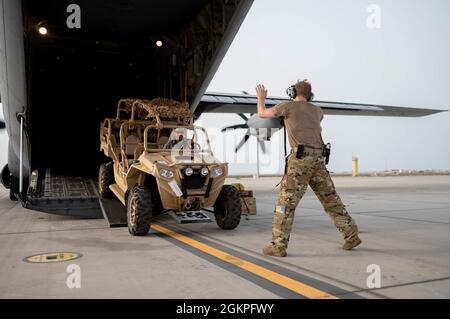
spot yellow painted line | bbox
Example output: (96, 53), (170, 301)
(151, 224), (338, 299)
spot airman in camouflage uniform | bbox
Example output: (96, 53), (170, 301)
(255, 81), (361, 257)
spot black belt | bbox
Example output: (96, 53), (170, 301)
(292, 145), (323, 152)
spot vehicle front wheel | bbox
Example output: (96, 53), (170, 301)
(127, 186), (153, 236)
(98, 162), (114, 198)
(213, 185), (241, 230)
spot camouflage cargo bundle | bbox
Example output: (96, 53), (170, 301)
(117, 98), (192, 122)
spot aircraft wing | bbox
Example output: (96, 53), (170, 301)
(196, 92), (447, 117)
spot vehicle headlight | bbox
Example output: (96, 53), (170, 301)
(201, 167), (209, 176)
(159, 168), (174, 179)
(211, 167), (223, 178)
(184, 167), (194, 176)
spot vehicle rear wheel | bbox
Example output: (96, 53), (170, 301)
(98, 162), (114, 198)
(127, 186), (152, 236)
(213, 185), (241, 230)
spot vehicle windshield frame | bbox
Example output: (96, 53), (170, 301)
(143, 124), (213, 155)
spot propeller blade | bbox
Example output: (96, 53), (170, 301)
(259, 140), (266, 154)
(237, 113), (249, 122)
(235, 130), (251, 153)
(0, 121), (5, 129)
(221, 124), (248, 132)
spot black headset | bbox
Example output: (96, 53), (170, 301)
(286, 85), (297, 99)
(286, 81), (314, 101)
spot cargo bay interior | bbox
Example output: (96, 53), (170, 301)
(21, 0), (243, 214)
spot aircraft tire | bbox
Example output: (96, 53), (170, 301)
(9, 188), (18, 201)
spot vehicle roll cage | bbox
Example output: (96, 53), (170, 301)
(101, 99), (214, 164)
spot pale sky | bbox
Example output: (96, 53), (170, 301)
(200, 0), (450, 175)
(1, 0), (449, 175)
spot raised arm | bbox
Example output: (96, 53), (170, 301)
(256, 84), (276, 118)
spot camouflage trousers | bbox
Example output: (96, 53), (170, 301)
(271, 153), (358, 249)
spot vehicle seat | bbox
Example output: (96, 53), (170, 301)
(125, 135), (140, 157)
(109, 134), (120, 158)
(157, 136), (169, 148)
(109, 134), (117, 148)
(134, 144), (144, 160)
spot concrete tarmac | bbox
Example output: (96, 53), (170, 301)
(0, 175), (449, 299)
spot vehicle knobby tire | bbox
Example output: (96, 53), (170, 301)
(213, 185), (241, 230)
(98, 162), (114, 198)
(127, 186), (153, 236)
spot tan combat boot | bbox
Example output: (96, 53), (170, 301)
(262, 244), (287, 257)
(342, 237), (362, 250)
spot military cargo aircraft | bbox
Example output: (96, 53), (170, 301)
(0, 0), (445, 217)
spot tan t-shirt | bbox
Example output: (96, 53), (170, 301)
(271, 101), (324, 149)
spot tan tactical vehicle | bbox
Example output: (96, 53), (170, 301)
(99, 98), (241, 236)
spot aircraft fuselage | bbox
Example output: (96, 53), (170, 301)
(0, 0), (253, 215)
